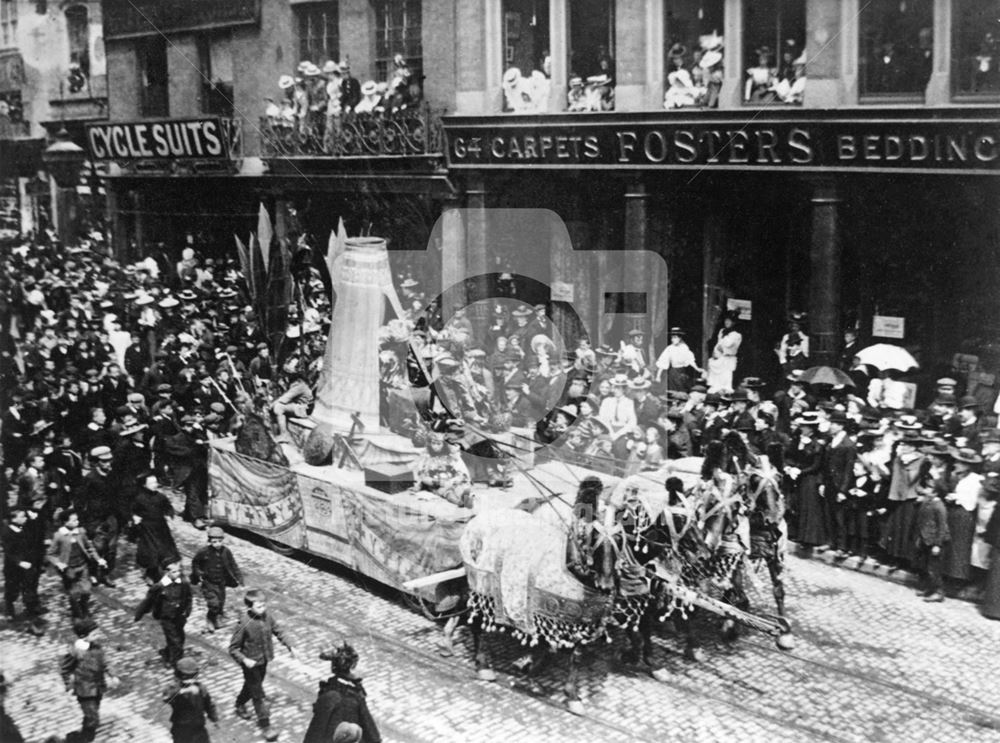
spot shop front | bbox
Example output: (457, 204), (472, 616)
(442, 107), (1000, 382)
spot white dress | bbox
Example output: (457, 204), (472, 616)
(707, 330), (741, 393)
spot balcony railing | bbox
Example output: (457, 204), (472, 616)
(260, 105), (444, 159)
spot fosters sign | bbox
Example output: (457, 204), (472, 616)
(444, 112), (1000, 173)
(86, 118), (229, 161)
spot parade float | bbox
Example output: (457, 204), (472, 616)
(208, 220), (792, 710)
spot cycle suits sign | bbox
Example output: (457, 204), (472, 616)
(86, 118), (229, 161)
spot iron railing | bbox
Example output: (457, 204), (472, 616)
(259, 104), (444, 159)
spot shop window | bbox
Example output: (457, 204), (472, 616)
(501, 0), (550, 112)
(1, 0), (17, 48)
(568, 0), (615, 111)
(859, 0), (933, 99)
(295, 1), (339, 65)
(138, 35), (168, 118)
(374, 0), (422, 84)
(663, 0), (724, 109)
(198, 34), (234, 118)
(953, 0), (1000, 97)
(742, 0), (806, 104)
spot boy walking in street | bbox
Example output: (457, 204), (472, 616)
(190, 526), (244, 632)
(163, 657), (218, 743)
(47, 509), (106, 619)
(60, 618), (119, 742)
(134, 557), (193, 667)
(228, 589), (296, 741)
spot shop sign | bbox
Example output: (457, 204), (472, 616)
(85, 118), (229, 161)
(551, 281), (574, 302)
(444, 114), (1000, 174)
(727, 298), (752, 320)
(873, 315), (905, 339)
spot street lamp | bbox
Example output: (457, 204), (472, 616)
(42, 126), (87, 247)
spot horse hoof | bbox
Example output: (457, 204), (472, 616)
(776, 633), (796, 651)
(477, 668), (497, 682)
(651, 668), (671, 683)
(566, 700), (585, 716)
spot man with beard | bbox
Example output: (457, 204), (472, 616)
(76, 446), (121, 587)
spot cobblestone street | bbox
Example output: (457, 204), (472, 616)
(3, 492), (1000, 743)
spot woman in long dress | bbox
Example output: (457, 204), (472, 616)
(790, 417), (827, 548)
(132, 472), (180, 583)
(706, 312), (742, 394)
(879, 435), (927, 568)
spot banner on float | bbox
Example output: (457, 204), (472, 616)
(86, 118), (230, 161)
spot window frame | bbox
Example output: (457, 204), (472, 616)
(950, 0), (1000, 101)
(373, 0), (422, 83)
(294, 0), (339, 65)
(1, 0), (18, 49)
(197, 33), (235, 118)
(857, 0), (934, 104)
(65, 4), (91, 77)
(137, 35), (169, 118)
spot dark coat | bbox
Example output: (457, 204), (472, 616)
(824, 435), (857, 495)
(164, 680), (217, 739)
(190, 545), (243, 588)
(132, 488), (179, 571)
(915, 496), (950, 548)
(60, 642), (109, 698)
(303, 676), (381, 743)
(135, 579), (193, 621)
(228, 611), (290, 664)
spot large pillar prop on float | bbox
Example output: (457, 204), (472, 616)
(313, 237), (403, 432)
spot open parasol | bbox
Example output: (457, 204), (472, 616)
(855, 344), (919, 372)
(799, 366), (855, 387)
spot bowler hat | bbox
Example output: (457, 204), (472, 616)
(733, 414), (756, 432)
(741, 377), (765, 390)
(958, 396), (980, 410)
(828, 410), (849, 425)
(704, 393), (722, 407)
(728, 388), (750, 403)
(933, 394), (957, 406)
(981, 429), (1000, 444)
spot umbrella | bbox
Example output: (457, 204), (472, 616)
(799, 365), (855, 388)
(855, 344), (919, 372)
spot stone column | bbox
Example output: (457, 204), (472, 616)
(925, 0), (951, 104)
(106, 185), (128, 261)
(623, 178), (650, 346)
(808, 178), (843, 365)
(548, 0), (569, 112)
(465, 178), (490, 336)
(722, 0), (745, 108)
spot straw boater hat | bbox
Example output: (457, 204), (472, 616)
(953, 447), (983, 465)
(278, 74), (295, 90)
(361, 80), (378, 95)
(503, 67), (521, 85)
(119, 415), (147, 437)
(322, 60), (341, 75)
(628, 377), (651, 391)
(135, 293), (154, 306)
(158, 295), (179, 309)
(611, 373), (630, 387)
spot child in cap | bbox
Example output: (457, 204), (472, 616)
(190, 526), (244, 633)
(60, 618), (118, 742)
(47, 509), (105, 619)
(228, 589), (295, 742)
(134, 557), (193, 668)
(163, 658), (218, 743)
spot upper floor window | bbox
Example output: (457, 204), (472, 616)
(953, 0), (1000, 97)
(199, 34), (234, 117)
(374, 0), (422, 84)
(663, 0), (724, 109)
(1, 0), (17, 48)
(568, 0), (615, 110)
(295, 1), (339, 65)
(859, 0), (933, 99)
(138, 35), (168, 118)
(742, 0), (805, 105)
(501, 0), (550, 112)
(66, 5), (90, 93)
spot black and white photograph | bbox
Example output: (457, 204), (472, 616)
(0, 1), (999, 742)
